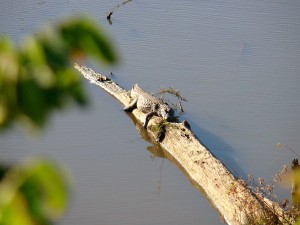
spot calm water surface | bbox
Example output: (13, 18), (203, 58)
(1, 1), (300, 224)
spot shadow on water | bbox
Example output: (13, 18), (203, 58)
(124, 112), (248, 211)
(186, 119), (248, 180)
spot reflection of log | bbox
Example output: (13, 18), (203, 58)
(74, 64), (284, 225)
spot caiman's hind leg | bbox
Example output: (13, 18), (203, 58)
(143, 112), (157, 128)
(123, 98), (138, 112)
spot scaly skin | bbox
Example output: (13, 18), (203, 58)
(124, 84), (174, 128)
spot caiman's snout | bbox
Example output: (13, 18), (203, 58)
(161, 108), (174, 121)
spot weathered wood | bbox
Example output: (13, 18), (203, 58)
(74, 63), (284, 225)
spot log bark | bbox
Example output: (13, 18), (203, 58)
(74, 63), (285, 225)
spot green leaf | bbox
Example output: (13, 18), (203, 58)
(17, 78), (48, 127)
(0, 16), (117, 130)
(292, 170), (300, 205)
(0, 158), (69, 225)
(59, 17), (118, 64)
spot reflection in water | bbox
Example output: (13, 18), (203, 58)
(125, 112), (165, 195)
(124, 111), (220, 204)
(125, 112), (165, 158)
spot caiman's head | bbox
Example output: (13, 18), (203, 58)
(160, 104), (174, 121)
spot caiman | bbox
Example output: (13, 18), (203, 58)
(124, 84), (174, 128)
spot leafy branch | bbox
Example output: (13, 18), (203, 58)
(0, 17), (117, 130)
(0, 16), (118, 225)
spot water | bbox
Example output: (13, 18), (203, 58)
(1, 1), (300, 224)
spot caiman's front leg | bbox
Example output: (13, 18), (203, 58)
(143, 112), (157, 128)
(123, 98), (138, 112)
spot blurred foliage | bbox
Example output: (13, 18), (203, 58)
(292, 168), (300, 206)
(0, 16), (118, 225)
(290, 169), (300, 224)
(0, 158), (69, 225)
(0, 17), (117, 129)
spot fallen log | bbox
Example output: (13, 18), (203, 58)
(74, 63), (285, 225)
